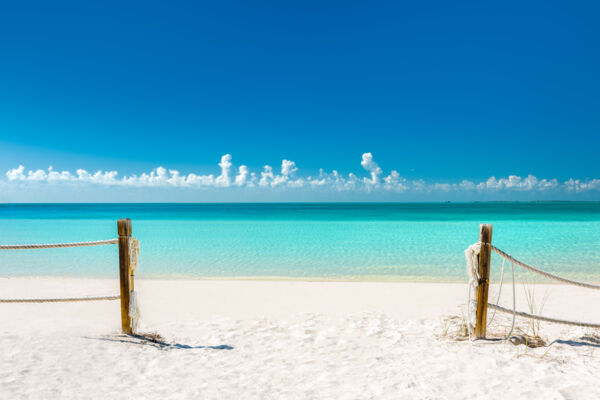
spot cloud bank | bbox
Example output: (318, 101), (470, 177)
(3, 153), (600, 195)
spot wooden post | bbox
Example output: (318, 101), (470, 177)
(475, 223), (493, 339)
(118, 219), (133, 334)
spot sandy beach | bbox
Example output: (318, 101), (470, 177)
(2, 277), (600, 399)
(3, 0), (599, 397)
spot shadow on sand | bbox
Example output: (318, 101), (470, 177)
(550, 337), (600, 349)
(85, 333), (234, 350)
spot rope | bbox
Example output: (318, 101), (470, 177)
(488, 303), (600, 329)
(129, 290), (140, 332)
(0, 239), (118, 250)
(464, 243), (480, 340)
(487, 258), (506, 327)
(465, 241), (600, 343)
(465, 243), (516, 343)
(0, 295), (120, 303)
(490, 245), (600, 290)
(129, 238), (140, 272)
(1, 235), (139, 330)
(502, 261), (517, 342)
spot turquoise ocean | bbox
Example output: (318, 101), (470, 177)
(0, 203), (599, 282)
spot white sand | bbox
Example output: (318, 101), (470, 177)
(2, 278), (600, 399)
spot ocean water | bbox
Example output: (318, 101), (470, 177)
(0, 203), (599, 282)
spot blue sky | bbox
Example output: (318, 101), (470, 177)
(0, 1), (599, 201)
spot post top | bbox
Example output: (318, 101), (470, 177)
(117, 218), (132, 236)
(479, 223), (493, 243)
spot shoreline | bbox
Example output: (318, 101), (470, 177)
(3, 274), (600, 285)
(1, 274), (472, 283)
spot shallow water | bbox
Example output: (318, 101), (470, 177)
(0, 203), (599, 281)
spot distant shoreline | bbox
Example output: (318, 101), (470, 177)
(1, 200), (600, 205)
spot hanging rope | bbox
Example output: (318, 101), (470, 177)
(465, 241), (600, 339)
(0, 227), (142, 336)
(486, 258), (506, 327)
(464, 243), (480, 340)
(505, 261), (516, 340)
(0, 239), (118, 250)
(465, 243), (516, 343)
(488, 303), (600, 329)
(129, 290), (140, 332)
(129, 238), (140, 272)
(128, 237), (141, 333)
(0, 237), (129, 305)
(490, 245), (600, 290)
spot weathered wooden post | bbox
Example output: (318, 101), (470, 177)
(475, 223), (493, 339)
(118, 218), (133, 334)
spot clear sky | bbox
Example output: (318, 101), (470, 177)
(0, 1), (598, 201)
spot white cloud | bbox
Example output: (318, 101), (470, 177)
(459, 180), (476, 190)
(4, 154), (599, 195)
(360, 152), (382, 185)
(215, 154), (233, 187)
(6, 165), (26, 181)
(383, 171), (408, 192)
(257, 160), (304, 188)
(473, 175), (561, 192)
(565, 178), (600, 192)
(234, 165), (251, 187)
(281, 160), (297, 176)
(259, 165), (274, 187)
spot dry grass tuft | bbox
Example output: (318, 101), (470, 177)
(523, 281), (550, 339)
(581, 330), (600, 345)
(439, 315), (469, 340)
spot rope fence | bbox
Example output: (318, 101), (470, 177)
(1, 219), (139, 334)
(490, 245), (600, 290)
(466, 223), (600, 340)
(488, 303), (600, 329)
(0, 239), (118, 250)
(0, 239), (120, 303)
(0, 295), (120, 303)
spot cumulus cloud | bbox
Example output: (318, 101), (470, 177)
(360, 152), (382, 185)
(215, 154), (233, 187)
(259, 165), (274, 187)
(3, 153), (599, 195)
(475, 175), (559, 191)
(281, 160), (297, 177)
(234, 165), (251, 187)
(6, 165), (25, 181)
(257, 160), (304, 188)
(383, 171), (408, 192)
(564, 178), (600, 192)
